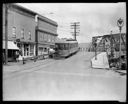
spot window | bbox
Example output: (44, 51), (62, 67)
(46, 34), (48, 41)
(21, 29), (24, 39)
(44, 33), (48, 42)
(12, 27), (16, 38)
(44, 33), (46, 41)
(54, 37), (56, 42)
(41, 34), (43, 41)
(40, 34), (43, 41)
(48, 34), (50, 42)
(29, 31), (31, 40)
(42, 33), (44, 41)
(51, 35), (53, 42)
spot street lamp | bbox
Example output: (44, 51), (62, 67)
(117, 18), (124, 69)
(94, 38), (97, 60)
(110, 30), (114, 58)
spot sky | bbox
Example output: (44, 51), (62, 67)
(17, 3), (126, 43)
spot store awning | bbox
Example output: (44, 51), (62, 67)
(3, 41), (19, 50)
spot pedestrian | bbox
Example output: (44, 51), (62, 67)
(14, 51), (19, 62)
(14, 51), (17, 62)
(16, 51), (20, 62)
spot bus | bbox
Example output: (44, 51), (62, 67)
(55, 39), (79, 58)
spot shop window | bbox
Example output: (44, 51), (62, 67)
(21, 29), (24, 39)
(12, 27), (16, 38)
(24, 44), (29, 56)
(30, 44), (34, 56)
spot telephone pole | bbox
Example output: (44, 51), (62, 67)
(70, 22), (80, 40)
(5, 4), (9, 65)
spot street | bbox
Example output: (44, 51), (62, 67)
(3, 51), (126, 101)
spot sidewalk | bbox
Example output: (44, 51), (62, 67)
(3, 58), (52, 73)
(114, 70), (127, 75)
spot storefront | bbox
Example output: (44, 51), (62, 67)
(20, 42), (35, 58)
(3, 40), (19, 61)
(38, 44), (49, 56)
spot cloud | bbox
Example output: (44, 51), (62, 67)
(17, 3), (126, 43)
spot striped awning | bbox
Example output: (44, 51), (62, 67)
(3, 40), (19, 50)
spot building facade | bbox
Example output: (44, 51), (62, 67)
(3, 4), (58, 61)
(36, 14), (58, 56)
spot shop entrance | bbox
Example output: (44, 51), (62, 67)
(24, 44), (29, 56)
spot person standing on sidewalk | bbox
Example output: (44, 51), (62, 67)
(16, 51), (20, 62)
(14, 51), (19, 62)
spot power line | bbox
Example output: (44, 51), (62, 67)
(58, 29), (71, 33)
(70, 22), (80, 40)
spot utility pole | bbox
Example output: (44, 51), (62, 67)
(70, 22), (80, 40)
(35, 15), (38, 56)
(5, 4), (8, 65)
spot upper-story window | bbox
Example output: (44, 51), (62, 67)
(29, 31), (31, 40)
(54, 37), (56, 42)
(46, 33), (48, 41)
(51, 35), (53, 42)
(12, 27), (16, 38)
(48, 34), (51, 42)
(41, 33), (44, 41)
(21, 29), (24, 39)
(43, 33), (46, 41)
(44, 33), (48, 42)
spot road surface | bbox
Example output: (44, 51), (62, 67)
(3, 51), (126, 101)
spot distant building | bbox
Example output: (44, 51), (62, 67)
(3, 4), (58, 61)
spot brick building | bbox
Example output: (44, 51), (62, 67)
(36, 14), (58, 56)
(3, 4), (58, 61)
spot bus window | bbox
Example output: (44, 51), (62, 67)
(64, 44), (68, 50)
(64, 44), (67, 50)
(58, 44), (64, 50)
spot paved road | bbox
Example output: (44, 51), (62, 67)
(3, 52), (126, 101)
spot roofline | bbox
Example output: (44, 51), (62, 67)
(9, 3), (58, 26)
(92, 33), (126, 38)
(38, 14), (58, 27)
(37, 28), (58, 36)
(9, 3), (37, 16)
(55, 40), (78, 44)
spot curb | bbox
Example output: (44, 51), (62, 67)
(114, 70), (126, 75)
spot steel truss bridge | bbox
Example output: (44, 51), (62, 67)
(88, 33), (126, 70)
